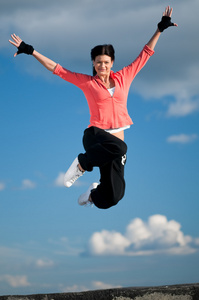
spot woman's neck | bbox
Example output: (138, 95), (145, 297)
(97, 75), (115, 89)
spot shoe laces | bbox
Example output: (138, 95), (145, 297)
(70, 167), (84, 184)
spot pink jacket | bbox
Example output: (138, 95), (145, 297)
(53, 45), (154, 129)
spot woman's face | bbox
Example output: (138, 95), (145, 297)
(93, 55), (113, 77)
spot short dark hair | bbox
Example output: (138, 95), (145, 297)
(91, 44), (115, 76)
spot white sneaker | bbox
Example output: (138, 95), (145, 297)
(64, 157), (84, 188)
(78, 182), (99, 206)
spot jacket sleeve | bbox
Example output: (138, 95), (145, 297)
(118, 45), (155, 86)
(53, 64), (91, 89)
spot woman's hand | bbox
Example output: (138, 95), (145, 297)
(9, 33), (56, 71)
(9, 34), (23, 57)
(9, 34), (34, 56)
(146, 6), (177, 50)
(163, 5), (176, 20)
(158, 6), (178, 32)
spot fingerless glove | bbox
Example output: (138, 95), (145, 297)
(17, 41), (34, 55)
(158, 16), (174, 32)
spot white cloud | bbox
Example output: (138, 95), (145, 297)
(195, 238), (199, 246)
(92, 281), (121, 290)
(0, 275), (30, 288)
(89, 231), (130, 256)
(61, 281), (121, 293)
(21, 179), (36, 190)
(88, 215), (199, 256)
(36, 258), (54, 268)
(134, 66), (199, 118)
(167, 97), (199, 117)
(167, 134), (198, 144)
(54, 172), (65, 187)
(0, 182), (5, 191)
(61, 284), (88, 293)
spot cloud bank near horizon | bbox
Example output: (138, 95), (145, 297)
(87, 214), (199, 256)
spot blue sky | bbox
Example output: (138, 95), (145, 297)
(0, 0), (199, 296)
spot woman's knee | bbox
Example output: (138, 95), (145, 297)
(91, 189), (125, 209)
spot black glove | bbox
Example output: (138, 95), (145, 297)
(17, 41), (34, 55)
(158, 16), (175, 32)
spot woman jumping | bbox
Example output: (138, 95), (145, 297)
(9, 6), (177, 209)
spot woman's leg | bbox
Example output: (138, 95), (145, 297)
(91, 154), (127, 209)
(78, 127), (127, 171)
(78, 127), (127, 208)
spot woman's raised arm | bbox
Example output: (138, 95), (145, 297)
(32, 50), (57, 72)
(146, 6), (178, 50)
(9, 34), (57, 72)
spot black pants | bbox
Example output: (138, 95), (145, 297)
(78, 126), (127, 209)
